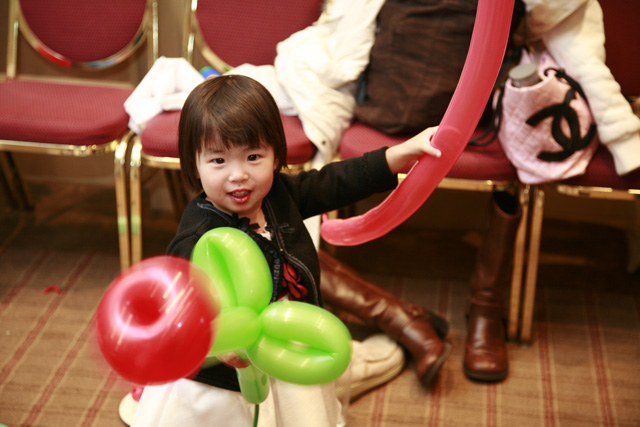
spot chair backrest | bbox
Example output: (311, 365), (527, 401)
(187, 0), (323, 72)
(6, 0), (157, 77)
(599, 0), (640, 97)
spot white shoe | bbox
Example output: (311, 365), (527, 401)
(118, 392), (138, 426)
(119, 385), (145, 426)
(336, 334), (405, 402)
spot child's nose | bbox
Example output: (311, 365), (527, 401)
(228, 165), (249, 182)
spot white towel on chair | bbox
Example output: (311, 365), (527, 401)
(125, 57), (205, 134)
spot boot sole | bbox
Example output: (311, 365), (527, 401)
(419, 341), (452, 386)
(463, 363), (508, 382)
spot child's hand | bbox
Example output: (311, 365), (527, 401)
(218, 353), (251, 369)
(385, 126), (441, 174)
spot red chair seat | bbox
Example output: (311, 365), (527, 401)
(0, 80), (132, 145)
(560, 144), (640, 189)
(140, 111), (181, 158)
(140, 110), (316, 164)
(280, 115), (316, 165)
(340, 121), (517, 181)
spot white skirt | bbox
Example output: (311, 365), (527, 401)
(131, 377), (343, 427)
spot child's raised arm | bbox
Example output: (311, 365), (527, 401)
(385, 126), (441, 174)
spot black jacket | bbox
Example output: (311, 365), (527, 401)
(167, 148), (396, 391)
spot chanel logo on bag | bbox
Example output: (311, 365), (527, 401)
(491, 49), (598, 184)
(526, 68), (596, 162)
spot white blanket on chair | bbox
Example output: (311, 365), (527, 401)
(523, 0), (640, 175)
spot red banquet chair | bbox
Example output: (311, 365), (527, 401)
(518, 0), (640, 343)
(128, 0), (322, 264)
(0, 0), (158, 272)
(339, 124), (531, 341)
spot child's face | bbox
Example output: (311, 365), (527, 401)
(196, 140), (277, 224)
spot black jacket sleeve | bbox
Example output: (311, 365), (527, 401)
(279, 148), (397, 219)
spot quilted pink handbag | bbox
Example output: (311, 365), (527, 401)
(497, 50), (597, 184)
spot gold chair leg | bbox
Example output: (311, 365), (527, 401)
(0, 152), (19, 208)
(129, 137), (144, 265)
(508, 184), (530, 340)
(164, 169), (188, 222)
(114, 134), (132, 272)
(626, 199), (640, 274)
(0, 151), (33, 210)
(520, 185), (545, 343)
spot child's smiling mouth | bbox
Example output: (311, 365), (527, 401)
(229, 190), (251, 203)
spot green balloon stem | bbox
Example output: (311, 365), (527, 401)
(253, 404), (259, 427)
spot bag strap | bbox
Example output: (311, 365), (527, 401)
(548, 68), (589, 102)
(468, 47), (524, 147)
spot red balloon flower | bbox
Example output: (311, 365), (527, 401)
(95, 256), (218, 385)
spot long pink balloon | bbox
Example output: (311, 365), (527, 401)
(321, 0), (515, 246)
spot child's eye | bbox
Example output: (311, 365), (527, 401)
(212, 158), (225, 164)
(248, 154), (260, 161)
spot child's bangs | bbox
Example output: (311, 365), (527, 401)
(199, 109), (266, 152)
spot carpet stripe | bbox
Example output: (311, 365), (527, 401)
(22, 312), (95, 425)
(0, 251), (49, 317)
(537, 287), (556, 427)
(487, 383), (497, 427)
(428, 380), (442, 427)
(81, 370), (119, 427)
(584, 289), (614, 427)
(0, 254), (93, 386)
(428, 280), (450, 427)
(371, 385), (387, 427)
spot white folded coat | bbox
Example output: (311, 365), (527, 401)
(230, 0), (385, 166)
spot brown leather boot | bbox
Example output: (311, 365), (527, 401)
(464, 191), (522, 382)
(319, 250), (451, 386)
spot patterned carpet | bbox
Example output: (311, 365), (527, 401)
(1, 182), (639, 426)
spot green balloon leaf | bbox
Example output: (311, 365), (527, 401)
(191, 227), (352, 404)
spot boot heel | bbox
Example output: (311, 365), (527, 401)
(428, 311), (449, 340)
(419, 341), (452, 386)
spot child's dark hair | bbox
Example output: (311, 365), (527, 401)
(178, 74), (288, 192)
